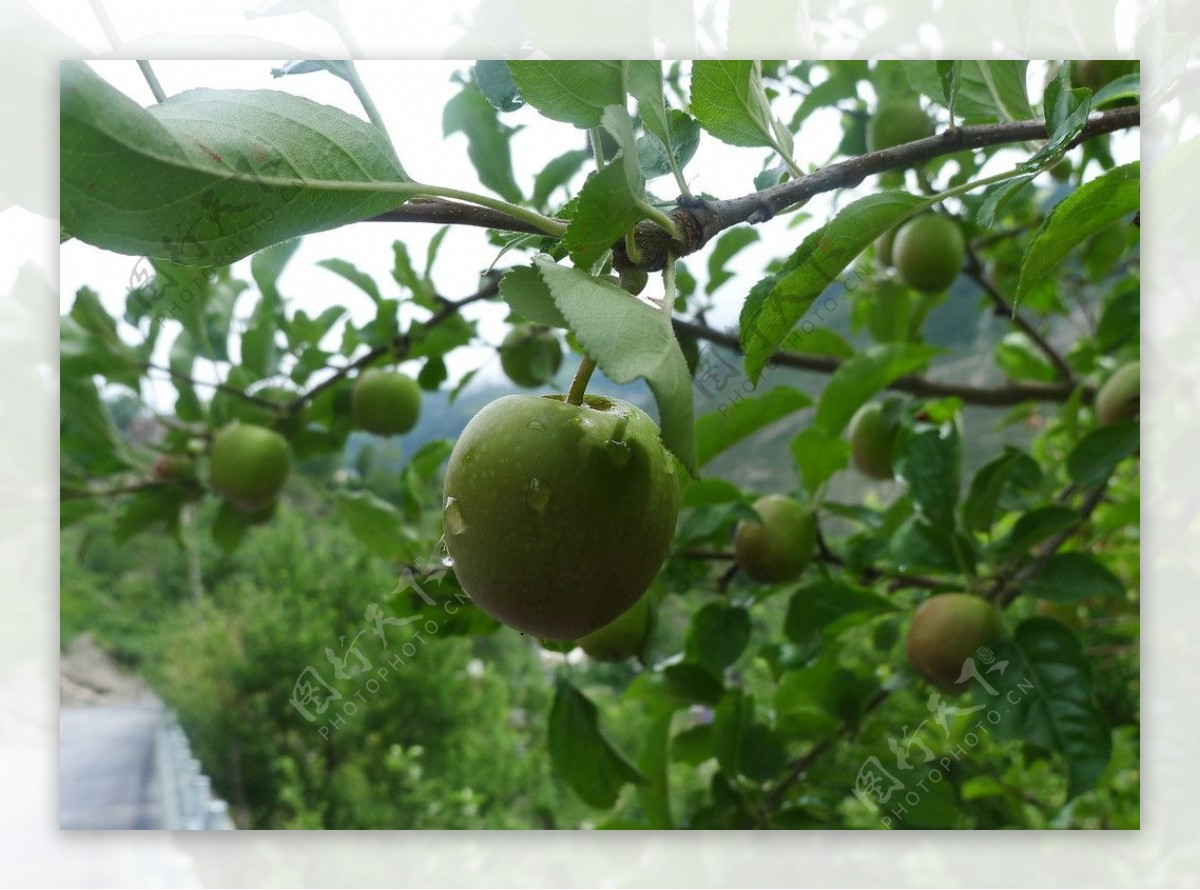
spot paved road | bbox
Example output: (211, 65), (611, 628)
(60, 703), (165, 829)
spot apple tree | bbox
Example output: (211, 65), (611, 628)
(60, 59), (1140, 828)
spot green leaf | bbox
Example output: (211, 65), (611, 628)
(894, 418), (961, 530)
(705, 228), (759, 295)
(685, 603), (751, 675)
(562, 162), (644, 270)
(905, 61), (1031, 120)
(61, 61), (409, 264)
(506, 61), (624, 129)
(739, 191), (929, 382)
(1017, 162), (1140, 305)
(548, 678), (645, 808)
(680, 477), (743, 508)
(635, 109), (701, 181)
(531, 148), (591, 210)
(813, 343), (941, 436)
(710, 689), (753, 776)
(534, 257), (696, 474)
(891, 517), (974, 574)
(498, 265), (568, 328)
(695, 385), (811, 468)
(114, 487), (189, 544)
(1067, 421), (1140, 488)
(333, 489), (415, 562)
(1024, 552), (1125, 603)
(212, 500), (255, 553)
(1000, 506), (1080, 554)
(690, 60), (776, 148)
(790, 427), (851, 493)
(995, 332), (1057, 382)
(61, 289), (142, 388)
(963, 447), (1042, 533)
(443, 85), (523, 203)
(937, 61), (962, 121)
(472, 60), (523, 112)
(984, 618), (1111, 799)
(635, 711), (674, 828)
(1038, 63), (1091, 167)
(59, 376), (135, 477)
(317, 258), (382, 303)
(784, 580), (896, 646)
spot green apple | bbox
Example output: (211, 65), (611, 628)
(874, 227), (896, 268)
(352, 370), (421, 436)
(500, 324), (563, 388)
(867, 105), (933, 153)
(1072, 60), (1135, 92)
(1095, 361), (1140, 425)
(906, 593), (1003, 693)
(577, 594), (653, 661)
(848, 402), (898, 480)
(734, 494), (817, 584)
(893, 214), (965, 293)
(209, 423), (291, 512)
(1049, 157), (1072, 181)
(442, 394), (679, 640)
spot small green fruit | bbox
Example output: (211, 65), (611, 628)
(577, 594), (653, 661)
(867, 105), (933, 153)
(1095, 361), (1140, 425)
(1072, 60), (1134, 92)
(848, 402), (898, 480)
(1049, 158), (1072, 181)
(500, 324), (563, 388)
(209, 424), (291, 512)
(734, 495), (817, 584)
(906, 593), (1003, 693)
(893, 214), (965, 293)
(875, 227), (896, 268)
(442, 394), (680, 640)
(353, 370), (421, 437)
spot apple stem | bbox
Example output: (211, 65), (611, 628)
(566, 356), (597, 406)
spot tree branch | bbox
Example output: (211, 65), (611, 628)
(144, 363), (286, 411)
(671, 317), (1088, 408)
(963, 244), (1076, 383)
(365, 107), (1141, 273)
(287, 270), (503, 414)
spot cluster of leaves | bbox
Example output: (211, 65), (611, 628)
(59, 59), (1139, 828)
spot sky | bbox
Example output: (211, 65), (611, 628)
(59, 60), (1135, 412)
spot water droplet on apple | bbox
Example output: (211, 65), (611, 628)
(527, 420), (546, 432)
(443, 497), (466, 535)
(525, 477), (550, 511)
(437, 538), (455, 569)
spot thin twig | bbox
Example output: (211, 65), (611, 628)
(963, 244), (1075, 382)
(671, 317), (1087, 408)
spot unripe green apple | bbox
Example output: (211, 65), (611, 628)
(442, 394), (680, 640)
(1095, 361), (1140, 425)
(577, 594), (653, 661)
(906, 593), (1003, 693)
(867, 105), (933, 153)
(152, 454), (195, 481)
(874, 227), (896, 268)
(352, 370), (421, 436)
(1072, 60), (1134, 92)
(1049, 158), (1072, 181)
(209, 423), (291, 512)
(499, 324), (563, 388)
(893, 214), (965, 293)
(848, 402), (898, 480)
(734, 494), (817, 584)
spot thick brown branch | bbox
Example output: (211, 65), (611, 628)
(671, 317), (1088, 408)
(369, 197), (550, 236)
